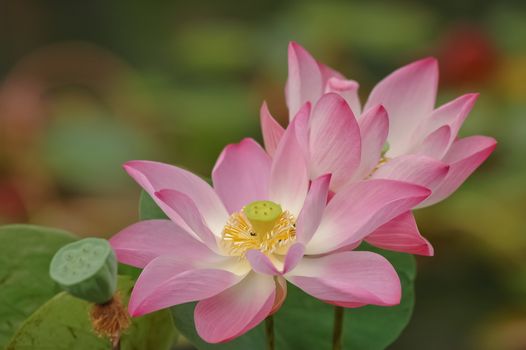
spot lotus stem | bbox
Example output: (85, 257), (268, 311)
(332, 306), (344, 350)
(265, 315), (275, 350)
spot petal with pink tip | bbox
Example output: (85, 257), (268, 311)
(318, 61), (345, 82)
(325, 77), (362, 116)
(282, 243), (306, 273)
(292, 102), (311, 155)
(286, 42), (323, 120)
(155, 190), (219, 249)
(306, 179), (431, 254)
(365, 58), (438, 156)
(365, 212), (434, 256)
(296, 174), (331, 244)
(212, 138), (271, 214)
(415, 125), (452, 159)
(269, 108), (310, 216)
(109, 220), (216, 268)
(426, 93), (479, 143)
(309, 93), (361, 191)
(372, 155), (449, 189)
(245, 250), (279, 275)
(195, 272), (276, 343)
(353, 105), (389, 179)
(286, 251), (401, 306)
(129, 255), (244, 317)
(421, 136), (497, 207)
(124, 160), (228, 234)
(260, 102), (285, 157)
(246, 243), (305, 275)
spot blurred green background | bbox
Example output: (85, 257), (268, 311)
(0, 0), (525, 349)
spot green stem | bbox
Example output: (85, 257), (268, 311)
(265, 315), (275, 350)
(332, 306), (344, 350)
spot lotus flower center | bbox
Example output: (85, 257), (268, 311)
(221, 200), (296, 256)
(369, 142), (391, 177)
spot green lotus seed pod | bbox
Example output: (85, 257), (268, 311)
(243, 200), (283, 233)
(49, 238), (117, 304)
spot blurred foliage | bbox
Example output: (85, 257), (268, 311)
(6, 276), (177, 350)
(0, 225), (75, 347)
(1, 0), (526, 349)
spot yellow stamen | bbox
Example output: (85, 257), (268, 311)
(368, 155), (390, 177)
(368, 141), (391, 177)
(221, 201), (296, 257)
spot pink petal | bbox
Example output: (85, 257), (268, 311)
(415, 125), (452, 159)
(318, 61), (345, 82)
(309, 93), (361, 191)
(286, 251), (401, 306)
(260, 102), (285, 157)
(195, 272), (276, 343)
(124, 160), (228, 234)
(372, 155), (449, 189)
(246, 243), (305, 275)
(282, 243), (306, 273)
(365, 212), (434, 256)
(292, 102), (311, 155)
(270, 276), (287, 315)
(286, 42), (323, 120)
(269, 107), (310, 216)
(129, 255), (243, 316)
(245, 250), (279, 275)
(365, 57), (438, 156)
(306, 179), (431, 254)
(296, 174), (331, 244)
(353, 105), (389, 180)
(421, 135), (497, 206)
(426, 93), (479, 143)
(109, 220), (215, 268)
(212, 138), (272, 214)
(155, 189), (219, 250)
(324, 77), (361, 116)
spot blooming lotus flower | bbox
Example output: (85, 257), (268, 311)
(110, 118), (431, 343)
(260, 42), (497, 255)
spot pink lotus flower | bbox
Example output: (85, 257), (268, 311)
(260, 42), (497, 256)
(110, 118), (431, 343)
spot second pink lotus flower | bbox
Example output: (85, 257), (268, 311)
(260, 42), (497, 255)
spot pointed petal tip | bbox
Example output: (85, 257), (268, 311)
(418, 56), (439, 67)
(229, 137), (256, 149)
(471, 135), (498, 154)
(288, 41), (316, 66)
(122, 159), (146, 169)
(122, 160), (138, 173)
(441, 164), (451, 179)
(466, 92), (480, 100)
(365, 104), (389, 120)
(260, 100), (269, 113)
(153, 190), (165, 200)
(422, 186), (433, 198)
(399, 56), (439, 77)
(128, 303), (142, 318)
(424, 242), (435, 257)
(376, 104), (387, 114)
(288, 40), (302, 51)
(318, 173), (332, 182)
(486, 136), (498, 147)
(456, 92), (480, 108)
